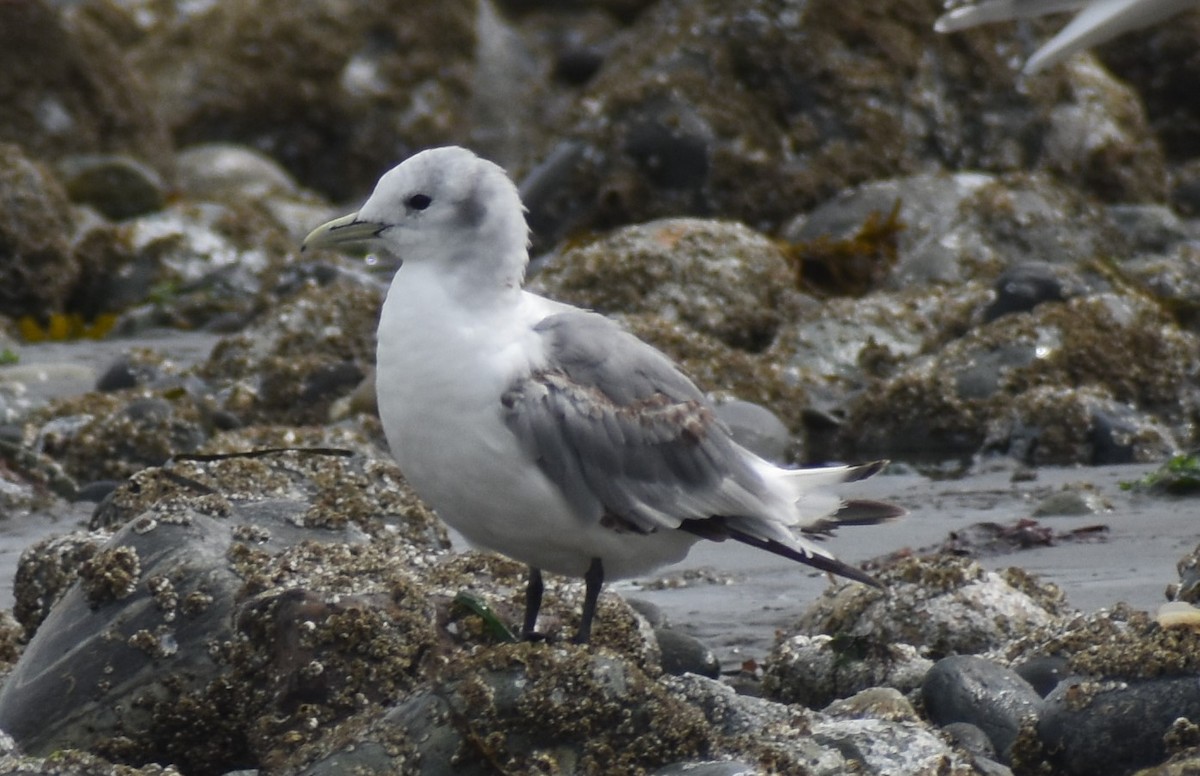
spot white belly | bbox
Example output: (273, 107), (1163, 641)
(375, 275), (699, 579)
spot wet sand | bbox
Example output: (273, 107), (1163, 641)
(621, 462), (1189, 666)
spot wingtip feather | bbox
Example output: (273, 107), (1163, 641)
(842, 459), (889, 483)
(725, 527), (882, 588)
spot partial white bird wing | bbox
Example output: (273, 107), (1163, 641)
(936, 0), (1089, 32)
(501, 311), (899, 585)
(935, 0), (1197, 73)
(1024, 0), (1196, 72)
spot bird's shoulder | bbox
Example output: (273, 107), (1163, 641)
(527, 308), (706, 405)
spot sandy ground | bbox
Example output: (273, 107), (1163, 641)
(620, 462), (1191, 666)
(1, 333), (1191, 668)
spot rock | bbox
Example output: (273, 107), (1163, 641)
(1171, 158), (1200, 218)
(0, 0), (172, 171)
(655, 628), (721, 679)
(94, 350), (167, 393)
(983, 262), (1070, 322)
(1174, 542), (1200, 604)
(174, 143), (334, 239)
(1121, 243), (1200, 336)
(711, 398), (791, 464)
(57, 154), (167, 220)
(667, 671), (974, 776)
(771, 557), (1063, 687)
(665, 673), (833, 768)
(1031, 488), (1106, 517)
(762, 634), (932, 709)
(0, 747), (184, 775)
(1107, 204), (1192, 255)
(127, 0), (481, 199)
(994, 605), (1200, 772)
(522, 0), (1163, 249)
(847, 292), (1196, 465)
(787, 172), (1115, 289)
(626, 597), (667, 628)
(0, 450), (449, 772)
(769, 286), (970, 425)
(809, 713), (977, 775)
(0, 448), (689, 773)
(297, 644), (716, 775)
(941, 721), (997, 760)
(12, 530), (111, 638)
(113, 198), (298, 332)
(823, 687), (919, 722)
(1012, 655), (1070, 697)
(176, 143), (305, 203)
(1000, 605), (1200, 682)
(30, 389), (210, 484)
(0, 144), (79, 320)
(1096, 15), (1200, 167)
(1037, 677), (1200, 776)
(533, 218), (798, 352)
(1039, 57), (1167, 203)
(922, 655), (1042, 760)
(201, 277), (384, 426)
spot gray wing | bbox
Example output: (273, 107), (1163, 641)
(501, 311), (771, 532)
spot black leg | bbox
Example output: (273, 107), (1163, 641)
(522, 566), (544, 640)
(574, 557), (604, 644)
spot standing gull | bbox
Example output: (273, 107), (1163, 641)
(303, 146), (902, 643)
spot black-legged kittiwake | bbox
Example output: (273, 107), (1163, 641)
(302, 146), (902, 644)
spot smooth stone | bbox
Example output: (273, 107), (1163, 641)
(95, 355), (161, 392)
(922, 655), (1042, 760)
(57, 154), (166, 220)
(712, 398), (790, 464)
(176, 143), (301, 201)
(72, 480), (121, 504)
(983, 261), (1066, 322)
(626, 597), (667, 628)
(655, 628), (721, 679)
(1038, 676), (1200, 776)
(1012, 656), (1071, 697)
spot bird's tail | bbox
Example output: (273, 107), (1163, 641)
(763, 459), (905, 530)
(704, 459), (903, 587)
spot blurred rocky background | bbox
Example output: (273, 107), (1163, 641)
(1, 0), (1199, 774)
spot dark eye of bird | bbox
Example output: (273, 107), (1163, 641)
(407, 193), (432, 211)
